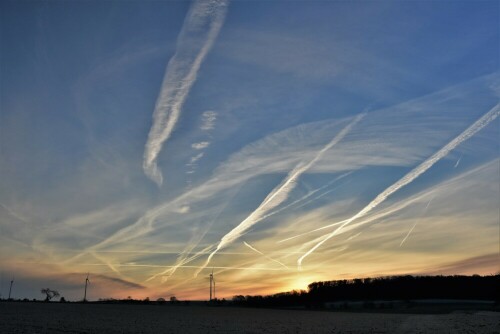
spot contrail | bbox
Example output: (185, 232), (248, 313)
(243, 241), (289, 269)
(65, 171), (239, 269)
(454, 155), (462, 168)
(347, 232), (362, 241)
(278, 220), (347, 244)
(0, 203), (29, 223)
(262, 172), (352, 220)
(164, 257), (291, 292)
(399, 196), (434, 247)
(298, 103), (500, 269)
(19, 262), (286, 271)
(194, 114), (366, 276)
(145, 184), (243, 283)
(277, 191), (425, 244)
(90, 251), (129, 281)
(145, 244), (215, 283)
(293, 179), (351, 211)
(143, 0), (229, 185)
(281, 157), (492, 244)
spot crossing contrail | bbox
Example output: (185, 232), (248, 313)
(243, 241), (289, 269)
(262, 172), (352, 219)
(298, 103), (500, 269)
(145, 185), (243, 283)
(145, 244), (215, 283)
(143, 0), (229, 185)
(277, 189), (432, 244)
(194, 114), (366, 276)
(399, 196), (434, 247)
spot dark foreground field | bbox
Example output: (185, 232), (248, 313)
(0, 302), (498, 334)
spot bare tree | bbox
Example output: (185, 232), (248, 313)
(41, 288), (60, 302)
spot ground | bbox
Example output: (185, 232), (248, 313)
(0, 302), (498, 333)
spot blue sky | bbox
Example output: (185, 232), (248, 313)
(0, 0), (498, 300)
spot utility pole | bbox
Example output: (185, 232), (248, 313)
(8, 279), (13, 300)
(209, 271), (213, 301)
(83, 273), (90, 302)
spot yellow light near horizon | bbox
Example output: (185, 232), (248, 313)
(286, 276), (316, 292)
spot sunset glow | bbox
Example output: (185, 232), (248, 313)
(1, 0), (498, 302)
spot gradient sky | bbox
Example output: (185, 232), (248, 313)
(1, 0), (499, 301)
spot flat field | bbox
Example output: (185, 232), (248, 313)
(0, 302), (498, 333)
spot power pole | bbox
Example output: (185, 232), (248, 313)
(209, 271), (213, 301)
(83, 273), (90, 302)
(8, 279), (13, 300)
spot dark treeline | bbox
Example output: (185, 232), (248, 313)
(307, 275), (499, 302)
(232, 275), (499, 308)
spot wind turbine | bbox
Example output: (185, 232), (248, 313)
(83, 273), (90, 302)
(8, 278), (13, 300)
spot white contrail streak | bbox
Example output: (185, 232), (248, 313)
(0, 203), (29, 223)
(243, 241), (289, 269)
(90, 251), (128, 281)
(145, 185), (243, 283)
(399, 196), (434, 247)
(347, 232), (362, 241)
(298, 103), (500, 269)
(293, 179), (351, 211)
(194, 114), (366, 276)
(19, 262), (286, 271)
(277, 220), (347, 244)
(143, 0), (229, 186)
(262, 172), (352, 220)
(145, 244), (215, 283)
(454, 155), (462, 168)
(278, 187), (438, 244)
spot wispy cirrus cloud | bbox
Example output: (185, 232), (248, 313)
(143, 0), (229, 186)
(200, 111), (217, 131)
(192, 141), (210, 150)
(298, 103), (500, 268)
(422, 253), (500, 276)
(55, 74), (498, 295)
(243, 241), (289, 269)
(194, 113), (366, 276)
(186, 112), (218, 176)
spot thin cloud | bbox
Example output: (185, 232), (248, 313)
(192, 141), (210, 150)
(280, 159), (498, 246)
(143, 0), (229, 186)
(298, 103), (500, 269)
(399, 196), (434, 247)
(200, 111), (217, 130)
(243, 241), (289, 269)
(195, 113), (366, 276)
(189, 152), (205, 165)
(0, 203), (29, 224)
(422, 253), (500, 275)
(173, 205), (191, 214)
(64, 75), (498, 284)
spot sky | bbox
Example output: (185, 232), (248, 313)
(0, 0), (499, 301)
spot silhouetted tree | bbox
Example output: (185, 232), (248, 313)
(232, 295), (245, 304)
(41, 288), (60, 302)
(230, 275), (499, 308)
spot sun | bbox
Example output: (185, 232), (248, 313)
(286, 275), (317, 292)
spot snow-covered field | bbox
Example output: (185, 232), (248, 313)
(1, 302), (498, 333)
